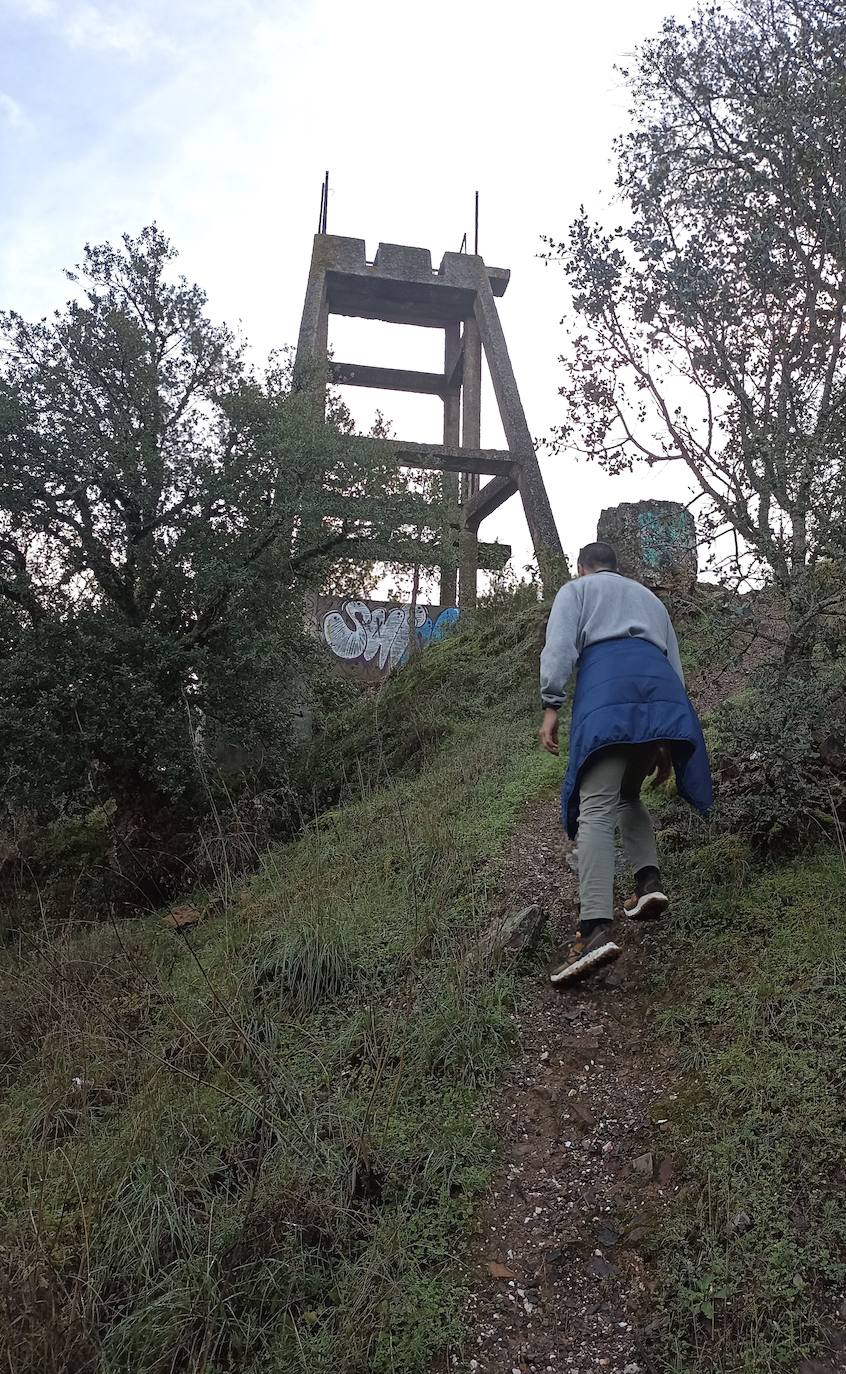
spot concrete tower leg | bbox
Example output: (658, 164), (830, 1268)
(518, 456), (569, 593)
(472, 270), (566, 594)
(294, 250), (329, 417)
(459, 316), (482, 608)
(313, 298), (328, 421)
(440, 323), (461, 606)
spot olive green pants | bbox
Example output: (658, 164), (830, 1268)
(577, 745), (660, 927)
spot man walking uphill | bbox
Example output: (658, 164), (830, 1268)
(539, 541), (712, 986)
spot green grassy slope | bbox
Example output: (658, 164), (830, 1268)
(0, 600), (561, 1374)
(647, 832), (846, 1372)
(2, 597), (844, 1374)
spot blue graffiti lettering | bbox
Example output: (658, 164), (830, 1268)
(403, 605), (459, 661)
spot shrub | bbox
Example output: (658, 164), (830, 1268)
(709, 657), (846, 853)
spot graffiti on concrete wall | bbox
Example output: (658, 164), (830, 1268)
(316, 598), (459, 679)
(324, 601), (426, 672)
(598, 500), (697, 592)
(418, 605), (459, 645)
(636, 508), (697, 574)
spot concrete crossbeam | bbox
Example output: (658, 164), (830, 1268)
(408, 539), (510, 573)
(345, 436), (516, 477)
(317, 505), (509, 571)
(464, 474), (519, 529)
(329, 361), (446, 396)
(309, 236), (509, 293)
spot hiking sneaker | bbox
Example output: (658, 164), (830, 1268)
(549, 925), (621, 986)
(624, 866), (669, 921)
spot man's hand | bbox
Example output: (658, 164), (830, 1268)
(649, 744), (673, 788)
(539, 707), (560, 756)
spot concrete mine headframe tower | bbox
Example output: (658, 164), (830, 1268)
(294, 234), (564, 606)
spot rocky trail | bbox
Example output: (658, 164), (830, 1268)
(446, 798), (682, 1374)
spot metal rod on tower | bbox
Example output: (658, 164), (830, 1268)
(459, 232), (467, 253)
(322, 171), (329, 233)
(474, 191), (479, 255)
(317, 180), (326, 234)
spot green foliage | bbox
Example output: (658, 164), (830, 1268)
(548, 0), (846, 611)
(0, 596), (562, 1373)
(649, 843), (846, 1370)
(708, 657), (846, 853)
(0, 227), (441, 834)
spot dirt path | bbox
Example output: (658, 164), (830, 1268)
(449, 798), (680, 1374)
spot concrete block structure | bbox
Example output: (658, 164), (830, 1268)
(294, 234), (565, 606)
(597, 500), (697, 593)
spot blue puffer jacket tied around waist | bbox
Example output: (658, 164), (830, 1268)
(560, 636), (713, 839)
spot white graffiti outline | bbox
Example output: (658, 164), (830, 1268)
(322, 601), (430, 672)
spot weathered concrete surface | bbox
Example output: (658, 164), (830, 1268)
(328, 362), (446, 395)
(441, 323), (461, 605)
(459, 313), (482, 607)
(597, 499), (697, 592)
(306, 593), (459, 682)
(339, 436), (515, 476)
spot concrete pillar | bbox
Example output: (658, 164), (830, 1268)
(597, 500), (697, 592)
(294, 244), (329, 418)
(518, 455), (570, 593)
(462, 315), (482, 499)
(458, 529), (479, 608)
(440, 324), (461, 606)
(459, 316), (482, 607)
(471, 270), (566, 595)
(314, 299), (328, 421)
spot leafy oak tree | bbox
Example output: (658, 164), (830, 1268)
(0, 227), (436, 825)
(548, 0), (846, 650)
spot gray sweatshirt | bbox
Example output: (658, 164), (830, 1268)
(540, 571), (684, 709)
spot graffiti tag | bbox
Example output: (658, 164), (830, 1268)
(322, 601), (459, 673)
(637, 509), (695, 570)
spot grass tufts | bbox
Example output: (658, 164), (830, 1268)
(0, 594), (562, 1374)
(648, 839), (846, 1371)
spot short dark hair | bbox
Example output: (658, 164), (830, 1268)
(577, 541), (618, 572)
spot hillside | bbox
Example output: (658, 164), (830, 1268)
(0, 598), (558, 1372)
(2, 596), (845, 1373)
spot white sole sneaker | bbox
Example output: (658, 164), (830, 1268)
(625, 891), (670, 920)
(549, 939), (621, 985)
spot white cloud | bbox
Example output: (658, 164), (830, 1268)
(6, 0), (171, 58)
(63, 3), (163, 57)
(9, 0), (56, 16)
(0, 90), (27, 128)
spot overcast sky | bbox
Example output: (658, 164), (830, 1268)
(0, 0), (695, 585)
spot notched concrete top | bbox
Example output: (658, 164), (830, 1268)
(312, 233), (509, 298)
